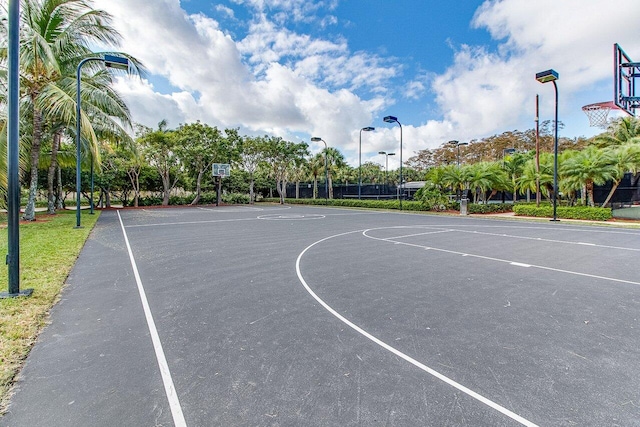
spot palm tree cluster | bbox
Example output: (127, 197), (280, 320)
(419, 117), (640, 207)
(0, 0), (142, 219)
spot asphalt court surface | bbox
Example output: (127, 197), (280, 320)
(3, 205), (640, 426)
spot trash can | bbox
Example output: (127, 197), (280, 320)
(460, 198), (468, 216)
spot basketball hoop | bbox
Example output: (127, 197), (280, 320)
(582, 101), (620, 128)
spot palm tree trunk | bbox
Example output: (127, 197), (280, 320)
(56, 165), (64, 209)
(47, 132), (62, 214)
(23, 109), (44, 221)
(313, 174), (318, 199)
(601, 181), (620, 207)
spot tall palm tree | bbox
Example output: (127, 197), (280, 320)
(466, 162), (508, 203)
(593, 116), (640, 148)
(307, 153), (324, 199)
(518, 154), (554, 202)
(323, 146), (345, 199)
(600, 143), (640, 207)
(0, 0), (139, 220)
(559, 146), (615, 207)
(502, 152), (529, 202)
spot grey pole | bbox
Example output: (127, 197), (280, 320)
(3, 0), (33, 298)
(383, 116), (402, 209)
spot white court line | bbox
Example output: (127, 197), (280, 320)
(451, 228), (640, 252)
(117, 211), (187, 427)
(362, 227), (640, 287)
(381, 229), (453, 240)
(296, 230), (538, 427)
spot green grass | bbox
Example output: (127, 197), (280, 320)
(0, 210), (99, 412)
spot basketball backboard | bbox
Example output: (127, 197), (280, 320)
(212, 163), (230, 177)
(614, 43), (640, 116)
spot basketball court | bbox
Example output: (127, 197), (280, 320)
(3, 205), (640, 426)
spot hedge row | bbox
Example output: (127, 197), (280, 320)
(125, 192), (250, 207)
(466, 203), (513, 214)
(513, 204), (612, 221)
(262, 198), (443, 211)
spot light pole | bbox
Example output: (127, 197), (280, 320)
(359, 127), (375, 199)
(1, 0), (32, 298)
(76, 54), (129, 228)
(448, 140), (468, 167)
(378, 151), (395, 191)
(383, 116), (402, 209)
(311, 137), (328, 203)
(536, 69), (559, 221)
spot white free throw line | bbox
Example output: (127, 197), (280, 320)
(117, 211), (187, 427)
(296, 230), (538, 427)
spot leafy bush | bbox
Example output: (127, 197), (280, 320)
(222, 193), (250, 204)
(467, 203), (513, 214)
(513, 204), (612, 221)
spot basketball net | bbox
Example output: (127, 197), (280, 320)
(582, 101), (620, 128)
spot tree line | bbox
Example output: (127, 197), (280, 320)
(2, 1), (640, 216)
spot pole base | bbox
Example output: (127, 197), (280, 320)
(550, 218), (561, 222)
(0, 288), (34, 299)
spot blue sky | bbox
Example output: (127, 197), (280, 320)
(101, 0), (640, 168)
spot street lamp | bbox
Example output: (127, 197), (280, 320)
(311, 137), (329, 203)
(535, 69), (559, 221)
(359, 127), (375, 199)
(76, 54), (129, 228)
(448, 140), (468, 167)
(378, 151), (395, 190)
(383, 116), (402, 209)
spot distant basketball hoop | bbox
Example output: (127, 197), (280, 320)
(582, 101), (621, 128)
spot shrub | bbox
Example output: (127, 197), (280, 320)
(513, 204), (612, 221)
(222, 193), (250, 204)
(467, 203), (513, 214)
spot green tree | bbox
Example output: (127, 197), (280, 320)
(466, 162), (508, 203)
(237, 135), (264, 204)
(1, 0), (138, 220)
(306, 153), (324, 199)
(518, 154), (554, 202)
(502, 151), (530, 202)
(174, 121), (226, 205)
(262, 136), (308, 204)
(323, 146), (345, 199)
(593, 116), (640, 148)
(139, 120), (180, 206)
(600, 143), (640, 207)
(559, 146), (615, 207)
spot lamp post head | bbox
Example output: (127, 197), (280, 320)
(388, 152), (396, 156)
(378, 151), (386, 155)
(103, 54), (129, 70)
(310, 137), (322, 142)
(362, 126), (375, 132)
(448, 140), (459, 145)
(535, 69), (558, 83)
(383, 115), (398, 124)
(459, 142), (469, 147)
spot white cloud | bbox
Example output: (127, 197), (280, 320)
(101, 0), (395, 152)
(100, 0), (640, 169)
